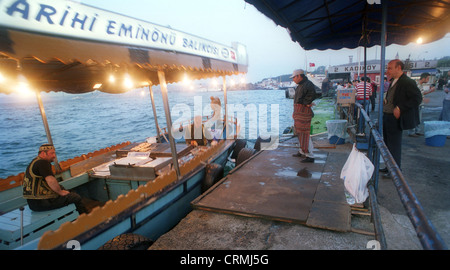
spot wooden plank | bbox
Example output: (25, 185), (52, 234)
(193, 146), (323, 224)
(149, 143), (193, 158)
(306, 200), (351, 232)
(313, 140), (336, 149)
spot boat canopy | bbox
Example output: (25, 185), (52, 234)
(244, 0), (450, 51)
(0, 0), (248, 94)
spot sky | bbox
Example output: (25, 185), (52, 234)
(80, 0), (450, 83)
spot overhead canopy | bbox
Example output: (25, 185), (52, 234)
(0, 0), (248, 94)
(244, 0), (450, 50)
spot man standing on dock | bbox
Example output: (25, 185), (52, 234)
(291, 69), (316, 163)
(380, 60), (422, 174)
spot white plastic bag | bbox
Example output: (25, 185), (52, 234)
(340, 144), (374, 203)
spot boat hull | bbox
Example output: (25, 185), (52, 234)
(15, 141), (233, 250)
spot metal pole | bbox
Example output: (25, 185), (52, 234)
(375, 0), (388, 193)
(360, 14), (368, 135)
(378, 0), (387, 135)
(222, 76), (228, 138)
(36, 91), (61, 172)
(368, 185), (387, 249)
(148, 84), (162, 142)
(359, 103), (448, 250)
(20, 206), (24, 246)
(157, 70), (180, 179)
(363, 41), (367, 107)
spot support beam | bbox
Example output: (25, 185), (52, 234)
(35, 91), (61, 172)
(148, 84), (162, 142)
(157, 70), (180, 179)
(222, 76), (228, 137)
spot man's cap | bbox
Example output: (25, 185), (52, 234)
(210, 96), (221, 105)
(290, 69), (305, 78)
(39, 144), (55, 152)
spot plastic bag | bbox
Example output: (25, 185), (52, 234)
(326, 120), (348, 140)
(340, 144), (374, 203)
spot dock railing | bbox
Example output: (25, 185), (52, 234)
(354, 102), (448, 250)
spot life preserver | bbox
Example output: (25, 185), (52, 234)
(236, 148), (256, 166)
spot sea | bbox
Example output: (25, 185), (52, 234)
(0, 88), (298, 179)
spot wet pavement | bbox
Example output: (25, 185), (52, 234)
(190, 140), (350, 231)
(149, 89), (449, 250)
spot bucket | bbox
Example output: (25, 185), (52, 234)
(424, 121), (450, 147)
(326, 120), (347, 144)
(329, 135), (345, 145)
(425, 135), (446, 147)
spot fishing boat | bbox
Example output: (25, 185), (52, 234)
(0, 0), (248, 250)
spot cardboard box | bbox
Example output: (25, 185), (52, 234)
(337, 89), (356, 104)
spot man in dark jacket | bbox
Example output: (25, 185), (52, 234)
(380, 60), (422, 173)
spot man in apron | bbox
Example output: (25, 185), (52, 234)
(291, 69), (316, 163)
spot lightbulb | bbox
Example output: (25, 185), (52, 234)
(123, 74), (133, 89)
(183, 74), (190, 86)
(416, 37), (423, 44)
(16, 75), (33, 96)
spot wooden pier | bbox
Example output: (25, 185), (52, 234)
(192, 136), (351, 232)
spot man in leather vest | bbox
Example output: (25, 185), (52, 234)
(23, 144), (88, 214)
(380, 60), (422, 175)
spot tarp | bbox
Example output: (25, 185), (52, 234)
(244, 0), (450, 50)
(0, 0), (248, 94)
(410, 68), (439, 77)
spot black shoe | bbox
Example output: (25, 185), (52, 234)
(382, 172), (391, 178)
(301, 157), (315, 163)
(292, 152), (304, 158)
(379, 167), (388, 173)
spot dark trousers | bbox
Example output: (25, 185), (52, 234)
(383, 113), (403, 169)
(27, 192), (87, 214)
(370, 93), (376, 111)
(356, 100), (370, 133)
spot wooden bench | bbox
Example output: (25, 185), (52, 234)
(0, 204), (79, 250)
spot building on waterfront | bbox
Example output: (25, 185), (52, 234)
(327, 59), (439, 84)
